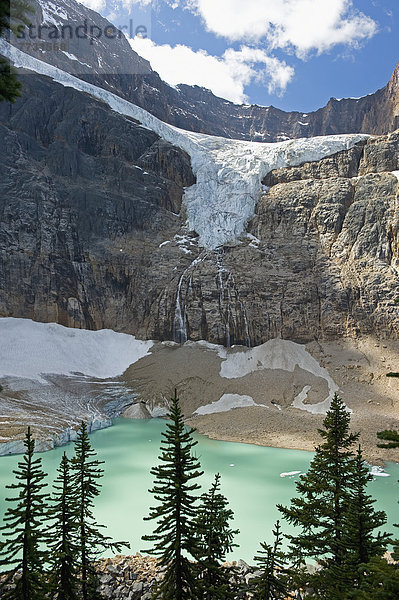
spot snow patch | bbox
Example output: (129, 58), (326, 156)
(280, 471), (301, 478)
(184, 340), (225, 353)
(61, 51), (91, 68)
(148, 405), (169, 418)
(391, 171), (399, 181)
(0, 41), (369, 250)
(194, 393), (265, 415)
(370, 466), (390, 478)
(292, 385), (336, 415)
(219, 339), (339, 414)
(0, 318), (153, 383)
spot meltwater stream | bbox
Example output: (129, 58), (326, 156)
(0, 418), (398, 563)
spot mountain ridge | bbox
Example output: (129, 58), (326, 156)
(6, 0), (399, 143)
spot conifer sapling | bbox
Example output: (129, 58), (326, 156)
(0, 427), (49, 600)
(142, 390), (203, 600)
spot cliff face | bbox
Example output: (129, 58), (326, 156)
(7, 0), (399, 143)
(1, 70), (398, 344)
(0, 73), (195, 330)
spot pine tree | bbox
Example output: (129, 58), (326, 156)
(71, 421), (129, 600)
(343, 557), (399, 600)
(277, 393), (359, 598)
(0, 0), (32, 102)
(142, 389), (204, 600)
(376, 430), (399, 560)
(48, 452), (80, 600)
(0, 427), (49, 600)
(195, 473), (238, 600)
(342, 445), (389, 585)
(251, 520), (289, 600)
(377, 430), (399, 449)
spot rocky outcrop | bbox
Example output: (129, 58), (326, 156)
(7, 0), (399, 143)
(0, 553), (266, 599)
(94, 555), (258, 600)
(0, 69), (398, 344)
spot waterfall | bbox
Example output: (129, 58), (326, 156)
(174, 273), (187, 344)
(173, 254), (207, 344)
(239, 299), (251, 347)
(217, 256), (231, 347)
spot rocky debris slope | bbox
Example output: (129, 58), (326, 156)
(95, 555), (259, 600)
(0, 553), (266, 599)
(6, 0), (399, 143)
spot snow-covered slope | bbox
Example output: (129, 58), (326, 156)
(1, 41), (369, 249)
(0, 318), (153, 382)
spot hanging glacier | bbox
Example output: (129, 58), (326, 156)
(1, 40), (369, 250)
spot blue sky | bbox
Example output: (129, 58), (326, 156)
(82, 0), (398, 112)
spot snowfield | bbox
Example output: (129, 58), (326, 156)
(217, 339), (339, 413)
(0, 318), (153, 382)
(194, 393), (265, 415)
(0, 41), (369, 249)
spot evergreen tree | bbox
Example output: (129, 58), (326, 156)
(342, 445), (389, 584)
(195, 473), (238, 600)
(343, 557), (399, 600)
(377, 430), (399, 449)
(71, 421), (129, 600)
(376, 430), (399, 560)
(278, 394), (359, 598)
(142, 389), (203, 600)
(251, 520), (289, 600)
(0, 427), (49, 600)
(0, 0), (32, 102)
(48, 452), (80, 600)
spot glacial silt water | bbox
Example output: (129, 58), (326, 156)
(0, 418), (398, 563)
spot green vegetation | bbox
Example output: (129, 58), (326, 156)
(278, 394), (390, 599)
(0, 423), (125, 599)
(0, 392), (398, 599)
(48, 453), (80, 600)
(142, 389), (203, 600)
(0, 427), (49, 600)
(251, 520), (289, 600)
(71, 422), (129, 600)
(377, 430), (399, 449)
(195, 473), (239, 599)
(0, 0), (32, 102)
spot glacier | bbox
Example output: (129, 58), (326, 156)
(1, 41), (369, 249)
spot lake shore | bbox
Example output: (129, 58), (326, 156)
(122, 335), (399, 467)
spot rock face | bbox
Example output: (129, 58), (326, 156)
(7, 0), (399, 143)
(0, 68), (398, 345)
(0, 72), (194, 330)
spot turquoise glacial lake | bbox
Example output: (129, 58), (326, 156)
(0, 418), (398, 563)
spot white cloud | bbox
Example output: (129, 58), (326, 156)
(171, 0), (377, 57)
(129, 37), (294, 102)
(223, 47), (294, 95)
(80, 0), (106, 12)
(79, 0), (377, 101)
